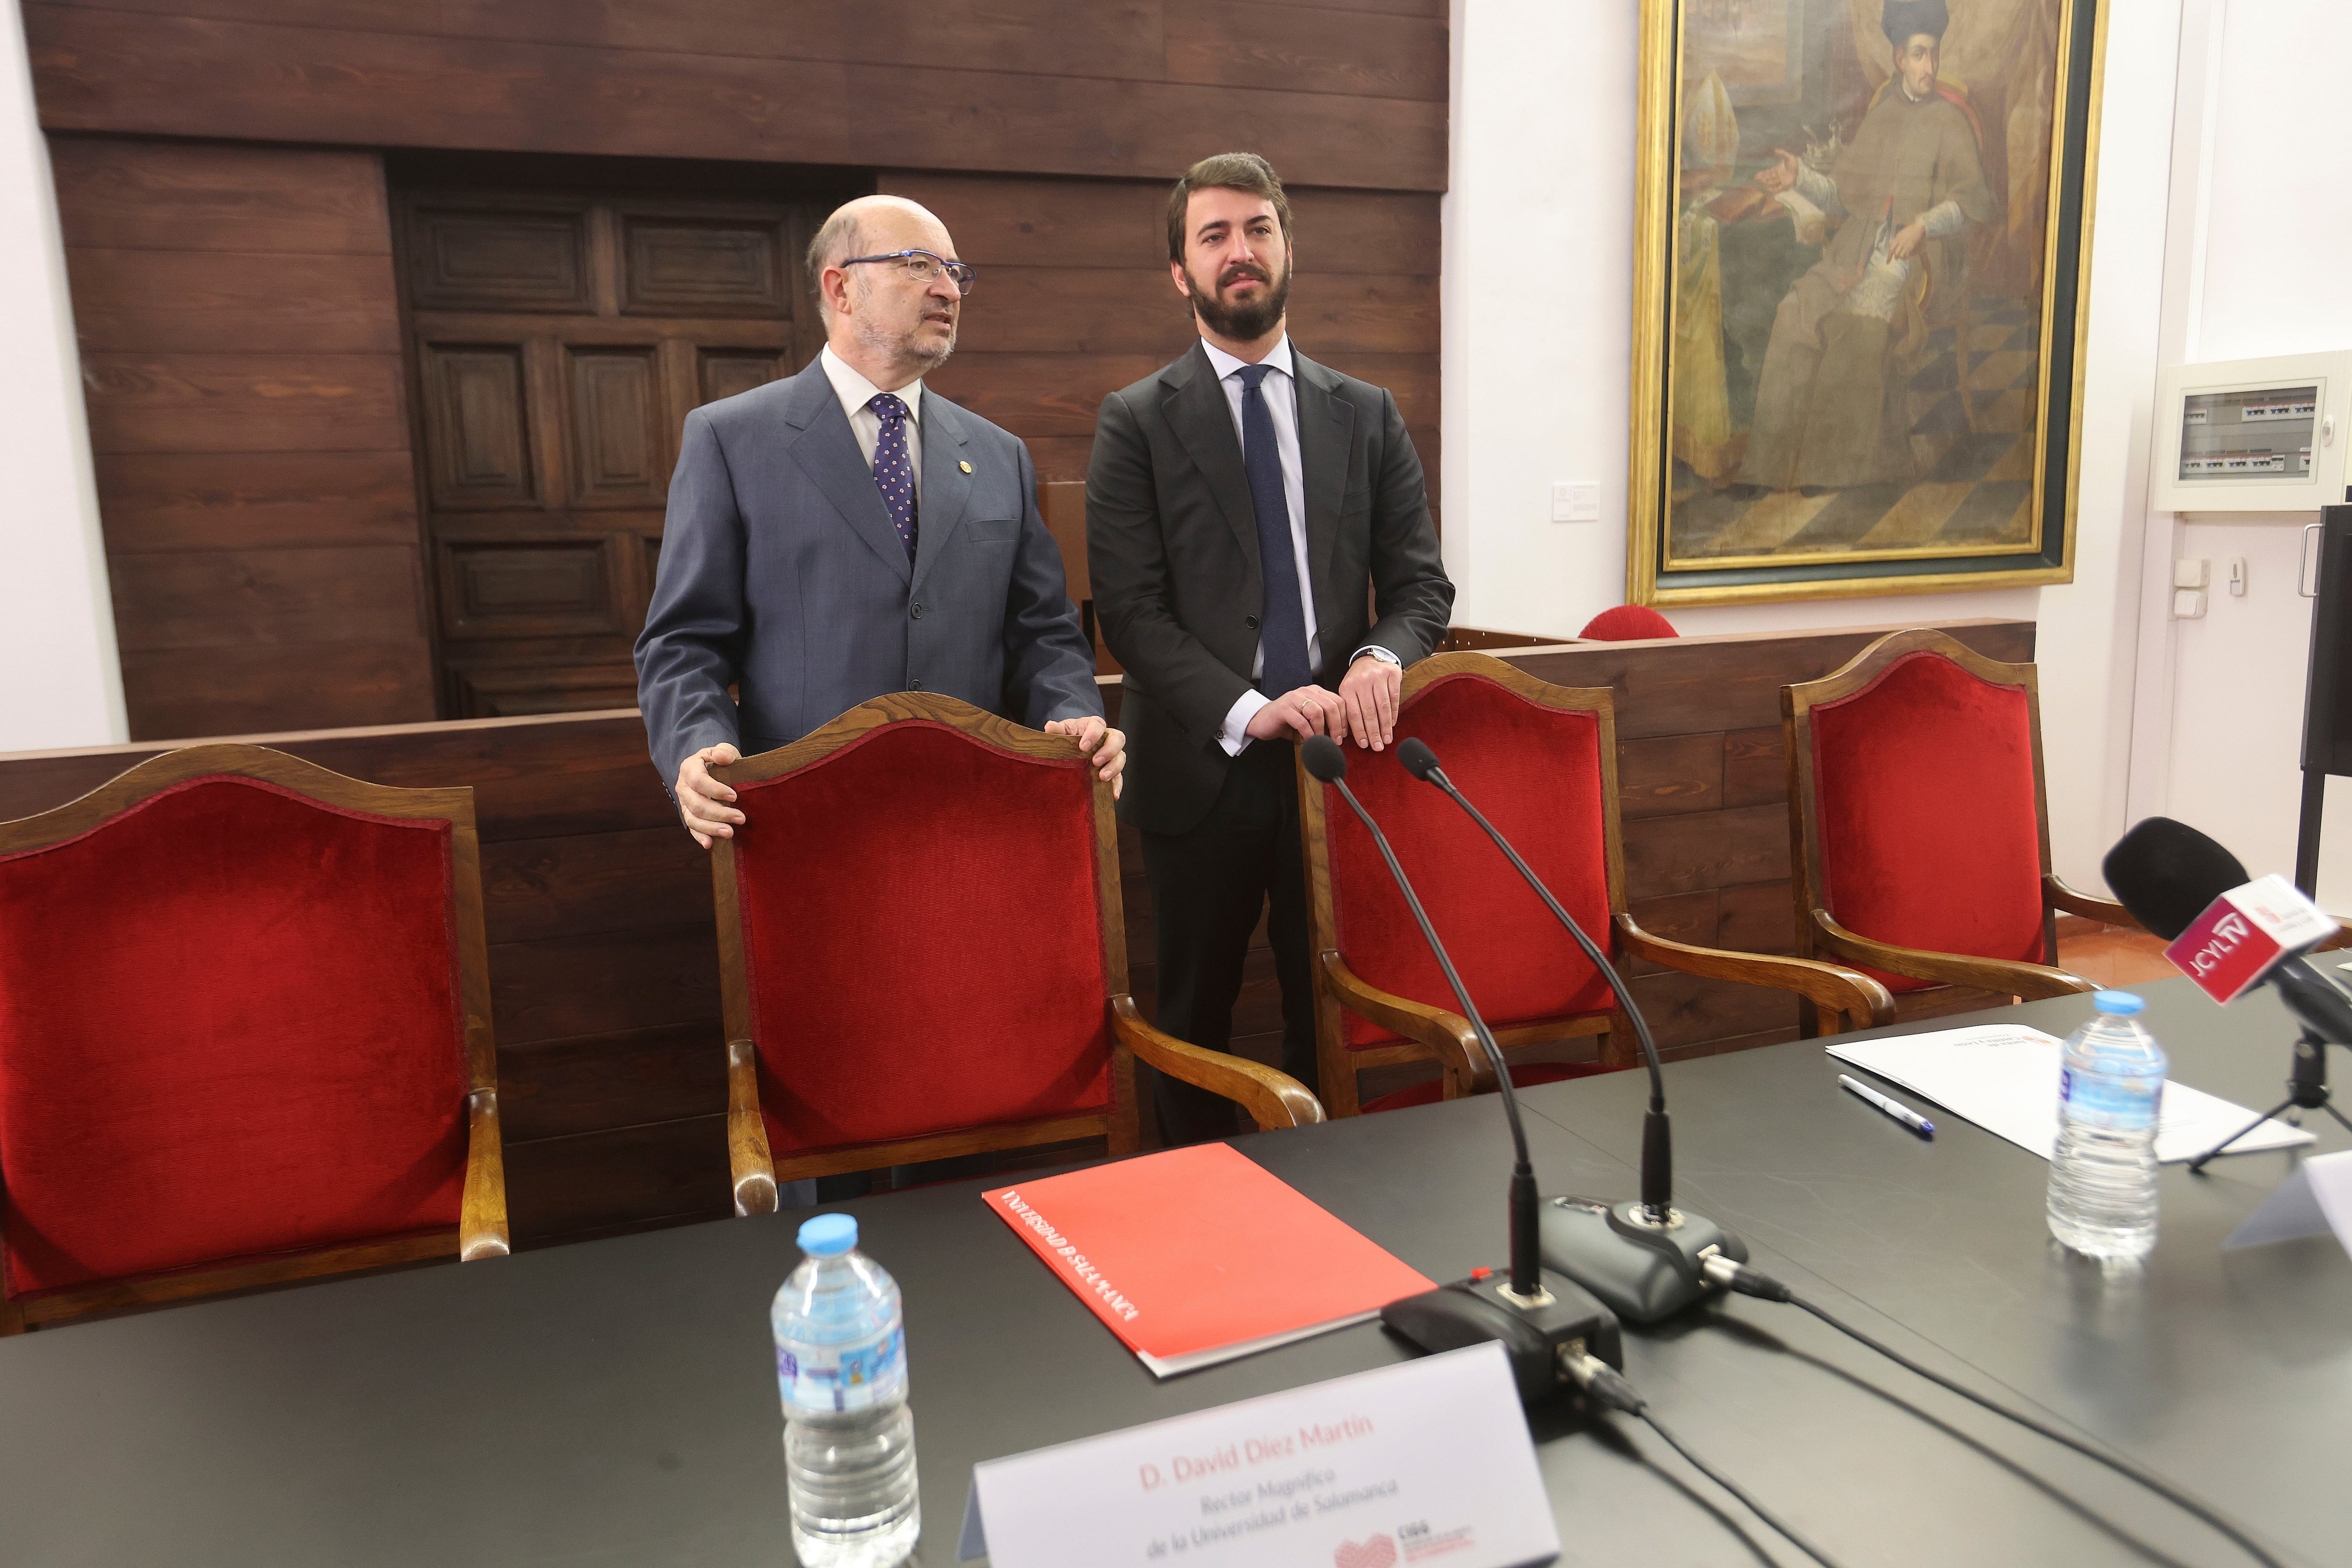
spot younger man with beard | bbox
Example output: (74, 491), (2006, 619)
(1087, 153), (1454, 1142)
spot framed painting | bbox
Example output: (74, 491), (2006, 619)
(1628, 0), (2109, 606)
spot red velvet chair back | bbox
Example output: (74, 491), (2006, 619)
(1579, 605), (1678, 642)
(1303, 657), (1622, 1060)
(1791, 635), (2051, 992)
(0, 746), (502, 1328)
(717, 700), (1125, 1166)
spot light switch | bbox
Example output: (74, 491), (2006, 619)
(2228, 556), (2248, 596)
(2173, 588), (2207, 619)
(1551, 482), (1602, 523)
(2173, 557), (2209, 589)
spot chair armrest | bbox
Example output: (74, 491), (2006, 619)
(1812, 912), (2097, 1001)
(1111, 997), (1325, 1130)
(728, 1037), (778, 1217)
(459, 1088), (510, 1260)
(1318, 952), (1494, 1094)
(1613, 914), (1894, 1033)
(2044, 873), (2142, 930)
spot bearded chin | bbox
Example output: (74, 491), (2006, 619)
(1191, 270), (1291, 342)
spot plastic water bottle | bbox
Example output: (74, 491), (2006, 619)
(773, 1213), (920, 1567)
(2046, 991), (2167, 1262)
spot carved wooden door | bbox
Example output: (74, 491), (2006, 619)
(398, 190), (822, 717)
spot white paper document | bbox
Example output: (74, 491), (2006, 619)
(2225, 1150), (2352, 1253)
(958, 1342), (1558, 1568)
(1827, 1024), (2314, 1164)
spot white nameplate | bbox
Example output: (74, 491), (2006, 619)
(2225, 1149), (2352, 1255)
(958, 1343), (1557, 1568)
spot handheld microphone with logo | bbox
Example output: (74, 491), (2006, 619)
(1394, 738), (1748, 1324)
(2102, 816), (2352, 1164)
(1299, 736), (1622, 1404)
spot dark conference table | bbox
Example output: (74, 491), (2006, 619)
(1, 979), (2345, 1567)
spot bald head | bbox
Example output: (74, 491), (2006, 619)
(805, 195), (952, 296)
(809, 195), (965, 391)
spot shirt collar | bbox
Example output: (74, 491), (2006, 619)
(820, 343), (924, 422)
(1201, 334), (1294, 385)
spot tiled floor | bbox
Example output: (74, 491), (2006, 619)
(1669, 301), (2044, 561)
(2054, 923), (2177, 988)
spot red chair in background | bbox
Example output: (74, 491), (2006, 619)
(1297, 653), (1890, 1116)
(0, 745), (508, 1333)
(713, 695), (1321, 1214)
(1780, 628), (2136, 1029)
(1579, 605), (1677, 641)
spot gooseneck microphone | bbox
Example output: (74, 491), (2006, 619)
(1397, 738), (1672, 1218)
(1302, 736), (1622, 1406)
(1393, 737), (1747, 1324)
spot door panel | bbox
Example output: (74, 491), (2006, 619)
(399, 187), (817, 718)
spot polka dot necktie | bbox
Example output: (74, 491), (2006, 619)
(1233, 364), (1313, 697)
(869, 392), (918, 561)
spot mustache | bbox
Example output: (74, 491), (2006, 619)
(1218, 263), (1271, 288)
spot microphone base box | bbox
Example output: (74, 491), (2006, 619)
(1381, 1270), (1620, 1407)
(1539, 1197), (1748, 1324)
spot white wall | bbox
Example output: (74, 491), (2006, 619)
(2143, 0), (2352, 907)
(0, 0), (123, 750)
(1442, 0), (2182, 891)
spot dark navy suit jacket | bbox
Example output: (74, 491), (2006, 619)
(634, 357), (1103, 785)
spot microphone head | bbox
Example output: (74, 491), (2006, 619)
(1397, 738), (1441, 782)
(2102, 817), (2251, 940)
(1300, 734), (1348, 782)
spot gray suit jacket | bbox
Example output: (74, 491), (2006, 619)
(634, 358), (1102, 785)
(1087, 342), (1454, 836)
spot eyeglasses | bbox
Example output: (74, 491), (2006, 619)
(839, 249), (977, 295)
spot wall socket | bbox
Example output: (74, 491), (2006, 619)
(1551, 482), (1602, 523)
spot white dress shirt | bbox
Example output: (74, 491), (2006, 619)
(1200, 336), (1393, 754)
(820, 344), (925, 503)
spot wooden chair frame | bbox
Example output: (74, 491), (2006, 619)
(713, 693), (1323, 1217)
(1298, 653), (1893, 1117)
(1781, 628), (2136, 1024)
(0, 744), (508, 1334)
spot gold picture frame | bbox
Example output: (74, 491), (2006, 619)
(1628, 0), (2109, 607)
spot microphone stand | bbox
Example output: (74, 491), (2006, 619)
(2189, 1025), (2352, 1170)
(1397, 739), (1748, 1324)
(1301, 738), (1621, 1405)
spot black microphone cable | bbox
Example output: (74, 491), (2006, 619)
(1562, 1352), (1851, 1568)
(1700, 1257), (2286, 1568)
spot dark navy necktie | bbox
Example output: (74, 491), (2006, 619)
(1233, 363), (1312, 697)
(868, 392), (918, 561)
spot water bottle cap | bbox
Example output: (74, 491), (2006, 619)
(796, 1212), (858, 1256)
(2092, 990), (2145, 1016)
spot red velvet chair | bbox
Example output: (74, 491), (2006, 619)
(1579, 605), (1678, 642)
(1297, 653), (1891, 1116)
(713, 694), (1323, 1213)
(1781, 628), (2139, 1029)
(0, 745), (508, 1333)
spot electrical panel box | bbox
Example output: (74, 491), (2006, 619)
(2153, 350), (2352, 513)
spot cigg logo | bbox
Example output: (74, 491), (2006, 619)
(2184, 912), (2251, 976)
(1333, 1535), (1397, 1568)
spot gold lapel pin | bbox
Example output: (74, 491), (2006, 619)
(959, 460), (972, 474)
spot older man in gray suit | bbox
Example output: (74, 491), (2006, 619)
(636, 194), (1122, 847)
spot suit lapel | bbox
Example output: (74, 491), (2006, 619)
(779, 359), (913, 586)
(1161, 342), (1260, 569)
(1292, 352), (1353, 627)
(910, 393), (974, 595)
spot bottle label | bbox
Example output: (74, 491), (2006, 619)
(778, 1325), (906, 1413)
(2059, 1066), (2164, 1131)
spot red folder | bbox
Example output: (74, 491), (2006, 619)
(983, 1143), (1436, 1377)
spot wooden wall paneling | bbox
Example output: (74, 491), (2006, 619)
(25, 8), (1448, 191)
(50, 136), (436, 740)
(1160, 0), (1450, 99)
